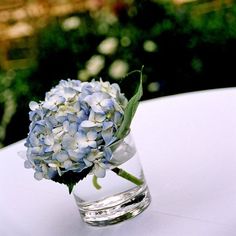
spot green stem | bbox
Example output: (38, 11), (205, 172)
(112, 167), (143, 186)
(92, 175), (102, 190)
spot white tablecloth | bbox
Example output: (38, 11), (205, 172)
(1, 88), (236, 236)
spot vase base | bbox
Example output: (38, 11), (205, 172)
(75, 184), (151, 227)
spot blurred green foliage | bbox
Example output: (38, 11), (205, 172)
(1, 0), (236, 146)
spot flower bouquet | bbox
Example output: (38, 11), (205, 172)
(23, 68), (151, 226)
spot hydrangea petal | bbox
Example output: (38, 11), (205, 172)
(44, 135), (54, 146)
(64, 160), (73, 169)
(29, 101), (39, 111)
(83, 158), (93, 167)
(103, 121), (113, 130)
(100, 99), (113, 109)
(102, 128), (114, 145)
(94, 113), (106, 123)
(103, 147), (113, 161)
(54, 152), (69, 162)
(88, 140), (97, 148)
(24, 160), (33, 168)
(34, 171), (43, 180)
(53, 144), (61, 153)
(93, 164), (106, 178)
(81, 120), (98, 128)
(42, 101), (57, 111)
(87, 131), (97, 141)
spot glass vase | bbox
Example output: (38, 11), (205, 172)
(73, 132), (151, 227)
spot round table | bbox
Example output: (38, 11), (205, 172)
(1, 88), (236, 236)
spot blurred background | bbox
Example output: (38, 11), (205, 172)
(0, 0), (236, 147)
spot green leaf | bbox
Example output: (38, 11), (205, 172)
(51, 166), (93, 194)
(116, 68), (143, 139)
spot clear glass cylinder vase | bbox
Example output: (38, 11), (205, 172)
(73, 133), (151, 226)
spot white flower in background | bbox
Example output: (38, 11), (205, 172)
(109, 60), (129, 80)
(61, 16), (81, 31)
(24, 79), (128, 180)
(97, 37), (119, 55)
(143, 40), (158, 52)
(86, 55), (105, 76)
(147, 82), (160, 93)
(77, 69), (90, 81)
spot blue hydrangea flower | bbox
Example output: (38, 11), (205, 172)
(24, 79), (128, 180)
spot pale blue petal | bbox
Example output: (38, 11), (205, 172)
(94, 113), (106, 123)
(29, 111), (37, 121)
(100, 99), (113, 109)
(91, 105), (104, 114)
(88, 140), (97, 148)
(80, 120), (97, 128)
(34, 171), (43, 180)
(94, 164), (106, 178)
(62, 134), (75, 149)
(113, 111), (122, 124)
(102, 128), (114, 144)
(69, 150), (84, 161)
(55, 116), (67, 123)
(103, 121), (113, 130)
(42, 101), (57, 111)
(24, 160), (33, 169)
(88, 110), (95, 121)
(44, 135), (54, 146)
(83, 158), (93, 167)
(63, 120), (70, 132)
(44, 146), (53, 152)
(75, 131), (87, 143)
(63, 160), (73, 169)
(67, 114), (77, 122)
(86, 154), (96, 162)
(87, 131), (97, 140)
(52, 126), (63, 134)
(73, 101), (80, 110)
(46, 116), (58, 127)
(47, 95), (65, 105)
(78, 141), (89, 149)
(29, 101), (39, 111)
(69, 122), (77, 135)
(63, 87), (76, 99)
(113, 101), (124, 113)
(53, 144), (61, 153)
(54, 152), (68, 162)
(104, 147), (112, 161)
